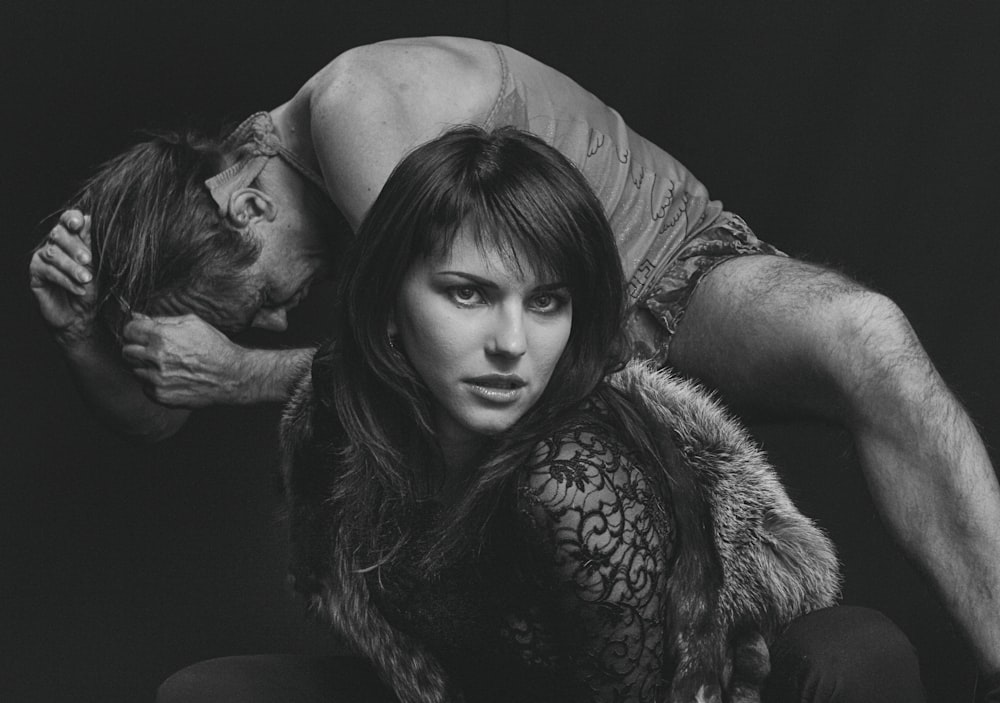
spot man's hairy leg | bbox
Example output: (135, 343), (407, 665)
(668, 254), (1000, 675)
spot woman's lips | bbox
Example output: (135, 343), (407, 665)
(464, 375), (526, 403)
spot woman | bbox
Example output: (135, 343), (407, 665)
(259, 125), (917, 703)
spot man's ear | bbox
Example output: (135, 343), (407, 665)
(226, 188), (278, 229)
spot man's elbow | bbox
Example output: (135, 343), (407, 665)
(115, 409), (191, 444)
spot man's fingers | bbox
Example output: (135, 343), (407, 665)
(48, 223), (92, 266)
(37, 237), (93, 286)
(122, 314), (197, 344)
(59, 209), (86, 233)
(131, 368), (165, 404)
(122, 343), (153, 367)
(142, 313), (202, 327)
(131, 368), (187, 408)
(122, 316), (157, 344)
(29, 250), (89, 296)
(79, 214), (92, 248)
(122, 344), (158, 371)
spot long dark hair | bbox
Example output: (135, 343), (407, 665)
(313, 125), (632, 570)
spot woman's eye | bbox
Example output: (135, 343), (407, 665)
(447, 286), (484, 306)
(530, 292), (568, 313)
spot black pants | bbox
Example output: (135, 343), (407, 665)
(156, 606), (926, 703)
(762, 606), (925, 702)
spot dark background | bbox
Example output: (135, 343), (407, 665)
(3, 1), (998, 701)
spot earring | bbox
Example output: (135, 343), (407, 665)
(388, 334), (400, 352)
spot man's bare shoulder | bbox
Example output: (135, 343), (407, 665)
(308, 37), (500, 124)
(300, 37), (503, 226)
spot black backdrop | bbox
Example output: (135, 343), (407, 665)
(3, 1), (998, 701)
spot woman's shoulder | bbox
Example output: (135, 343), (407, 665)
(509, 398), (675, 581)
(515, 399), (658, 519)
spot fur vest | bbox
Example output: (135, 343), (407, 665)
(279, 360), (841, 703)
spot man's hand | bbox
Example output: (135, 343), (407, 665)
(29, 210), (98, 346)
(122, 314), (251, 408)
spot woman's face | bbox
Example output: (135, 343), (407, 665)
(393, 227), (573, 454)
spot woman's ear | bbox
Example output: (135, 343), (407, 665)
(226, 188), (278, 229)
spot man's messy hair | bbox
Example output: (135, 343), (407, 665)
(58, 129), (261, 337)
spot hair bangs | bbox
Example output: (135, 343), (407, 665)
(426, 174), (587, 292)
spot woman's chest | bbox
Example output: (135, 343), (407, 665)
(368, 511), (563, 675)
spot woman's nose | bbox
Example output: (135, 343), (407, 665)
(487, 307), (527, 358)
(251, 307), (288, 332)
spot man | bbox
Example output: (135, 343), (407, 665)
(28, 36), (1000, 688)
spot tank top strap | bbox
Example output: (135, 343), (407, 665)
(482, 42), (511, 130)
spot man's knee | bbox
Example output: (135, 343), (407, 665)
(672, 256), (927, 415)
(747, 262), (917, 377)
(749, 262), (928, 416)
(764, 606), (925, 703)
(819, 283), (916, 361)
(816, 283), (944, 429)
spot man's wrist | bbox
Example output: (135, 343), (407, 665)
(55, 322), (109, 359)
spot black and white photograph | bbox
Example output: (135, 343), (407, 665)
(4, 1), (999, 701)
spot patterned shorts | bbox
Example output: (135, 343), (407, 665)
(624, 213), (785, 366)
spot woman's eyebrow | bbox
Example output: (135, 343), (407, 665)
(435, 271), (568, 293)
(435, 271), (500, 289)
(533, 281), (569, 292)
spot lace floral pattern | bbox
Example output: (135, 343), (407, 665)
(514, 411), (675, 701)
(367, 406), (676, 702)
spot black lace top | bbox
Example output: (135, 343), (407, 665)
(368, 403), (676, 703)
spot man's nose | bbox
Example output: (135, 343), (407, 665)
(251, 308), (288, 332)
(487, 306), (527, 358)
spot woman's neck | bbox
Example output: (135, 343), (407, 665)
(435, 434), (484, 506)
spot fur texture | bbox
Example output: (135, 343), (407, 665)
(609, 362), (841, 701)
(279, 360), (841, 702)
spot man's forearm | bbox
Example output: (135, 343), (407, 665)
(60, 331), (191, 442)
(60, 330), (317, 441)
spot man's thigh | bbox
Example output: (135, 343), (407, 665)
(625, 213), (785, 368)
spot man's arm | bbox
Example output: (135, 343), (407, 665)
(121, 314), (315, 408)
(32, 39), (498, 439)
(58, 329), (191, 443)
(65, 314), (314, 442)
(29, 211), (314, 441)
(29, 211), (188, 440)
(669, 254), (1000, 675)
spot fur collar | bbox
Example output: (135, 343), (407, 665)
(280, 360), (841, 702)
